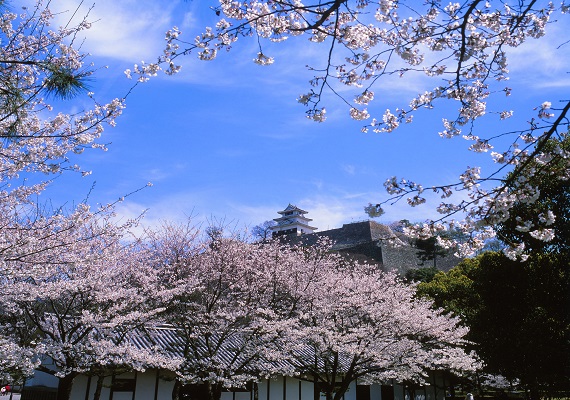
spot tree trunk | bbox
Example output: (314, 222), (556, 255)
(207, 382), (223, 400)
(332, 380), (352, 400)
(92, 375), (105, 400)
(321, 381), (336, 400)
(57, 373), (78, 400)
(172, 380), (182, 400)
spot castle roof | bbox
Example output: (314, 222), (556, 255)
(277, 204), (310, 216)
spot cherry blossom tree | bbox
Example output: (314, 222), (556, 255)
(130, 0), (570, 258)
(0, 336), (38, 388)
(0, 1), (126, 182)
(0, 210), (165, 400)
(0, 0), (138, 267)
(0, 0), (136, 283)
(0, 204), (148, 396)
(0, 0), (147, 388)
(143, 222), (477, 400)
(279, 264), (479, 400)
(143, 223), (307, 400)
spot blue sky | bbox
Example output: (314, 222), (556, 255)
(43, 0), (570, 233)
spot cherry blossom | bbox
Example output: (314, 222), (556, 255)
(275, 258), (479, 400)
(142, 224), (309, 400)
(0, 3), (126, 183)
(143, 223), (477, 400)
(0, 208), (163, 400)
(0, 337), (39, 385)
(0, 2), (149, 388)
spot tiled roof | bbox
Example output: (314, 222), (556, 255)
(127, 325), (352, 374)
(278, 204), (309, 215)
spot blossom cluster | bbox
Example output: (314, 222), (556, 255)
(0, 222), (479, 397)
(0, 2), (128, 185)
(0, 3), (160, 392)
(142, 227), (478, 393)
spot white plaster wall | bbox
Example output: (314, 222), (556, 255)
(113, 392), (133, 400)
(69, 376), (112, 400)
(220, 391), (252, 400)
(257, 377), (316, 400)
(345, 381), (357, 400)
(370, 384), (382, 400)
(393, 384), (404, 400)
(100, 376), (112, 400)
(79, 370), (170, 400)
(65, 370), (445, 400)
(269, 377), (283, 400)
(286, 377), (300, 400)
(258, 380), (269, 400)
(235, 391), (252, 400)
(135, 370), (157, 400)
(70, 375), (89, 400)
(156, 376), (175, 400)
(300, 380), (313, 400)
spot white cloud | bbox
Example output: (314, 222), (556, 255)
(52, 0), (181, 62)
(229, 204), (283, 227)
(507, 20), (570, 89)
(342, 164), (356, 175)
(145, 168), (173, 182)
(113, 188), (371, 237)
(113, 196), (200, 237)
(533, 77), (570, 89)
(113, 190), (263, 236)
(112, 180), (474, 239)
(296, 195), (370, 231)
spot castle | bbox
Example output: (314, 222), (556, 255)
(270, 204), (460, 274)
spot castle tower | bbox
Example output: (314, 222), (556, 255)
(271, 204), (317, 237)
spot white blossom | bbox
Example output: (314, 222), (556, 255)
(350, 107), (370, 120)
(529, 228), (555, 241)
(253, 52), (274, 65)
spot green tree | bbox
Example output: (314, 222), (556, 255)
(418, 252), (570, 399)
(403, 266), (439, 284)
(417, 258), (480, 322)
(414, 236), (449, 268)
